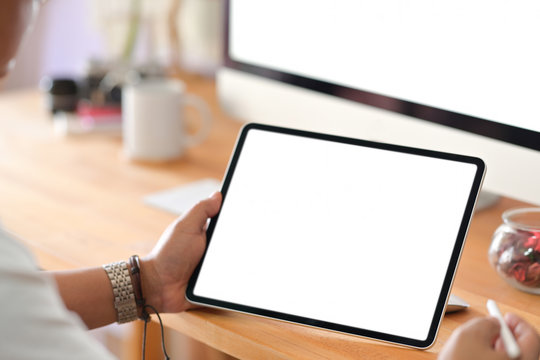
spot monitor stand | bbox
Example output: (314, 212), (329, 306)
(475, 190), (500, 212)
(446, 294), (470, 314)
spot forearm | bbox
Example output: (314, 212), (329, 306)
(52, 258), (162, 330)
(53, 267), (117, 329)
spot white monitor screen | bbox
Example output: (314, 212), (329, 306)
(188, 124), (485, 348)
(229, 0), (540, 133)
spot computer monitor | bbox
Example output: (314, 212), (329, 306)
(217, 0), (540, 206)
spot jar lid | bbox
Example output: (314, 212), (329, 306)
(502, 207), (540, 231)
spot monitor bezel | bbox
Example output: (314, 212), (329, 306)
(222, 0), (540, 153)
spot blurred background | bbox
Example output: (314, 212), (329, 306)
(1, 0), (223, 92)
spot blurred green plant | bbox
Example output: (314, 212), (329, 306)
(122, 0), (142, 62)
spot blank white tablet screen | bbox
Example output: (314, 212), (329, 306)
(193, 128), (478, 341)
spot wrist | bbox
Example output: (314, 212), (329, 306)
(138, 256), (163, 312)
(103, 255), (163, 323)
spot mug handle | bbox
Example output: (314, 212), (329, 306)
(182, 94), (212, 147)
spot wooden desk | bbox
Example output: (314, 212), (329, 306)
(0, 75), (538, 359)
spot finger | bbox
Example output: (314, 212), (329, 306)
(505, 312), (540, 352)
(504, 313), (525, 333)
(181, 192), (222, 232)
(505, 313), (519, 328)
(505, 312), (534, 339)
(493, 335), (515, 358)
(494, 336), (504, 352)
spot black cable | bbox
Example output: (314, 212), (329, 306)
(142, 304), (170, 360)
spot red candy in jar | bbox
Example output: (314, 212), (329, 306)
(488, 208), (540, 294)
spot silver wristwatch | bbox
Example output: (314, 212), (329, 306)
(102, 261), (138, 323)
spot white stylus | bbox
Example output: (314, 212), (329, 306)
(486, 299), (521, 359)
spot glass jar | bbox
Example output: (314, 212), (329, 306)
(488, 208), (540, 294)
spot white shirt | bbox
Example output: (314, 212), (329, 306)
(0, 228), (116, 359)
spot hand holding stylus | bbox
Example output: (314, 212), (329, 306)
(493, 311), (540, 360)
(486, 300), (520, 359)
(438, 301), (540, 360)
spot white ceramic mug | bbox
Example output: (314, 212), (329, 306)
(122, 79), (212, 161)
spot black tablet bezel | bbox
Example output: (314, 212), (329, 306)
(186, 123), (485, 349)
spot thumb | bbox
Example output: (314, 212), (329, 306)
(480, 317), (503, 343)
(181, 192), (222, 232)
(463, 317), (502, 343)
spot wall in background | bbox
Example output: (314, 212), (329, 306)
(2, 0), (104, 91)
(1, 0), (223, 92)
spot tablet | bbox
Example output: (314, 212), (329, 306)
(186, 123), (485, 349)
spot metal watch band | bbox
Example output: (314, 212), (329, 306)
(102, 261), (138, 323)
